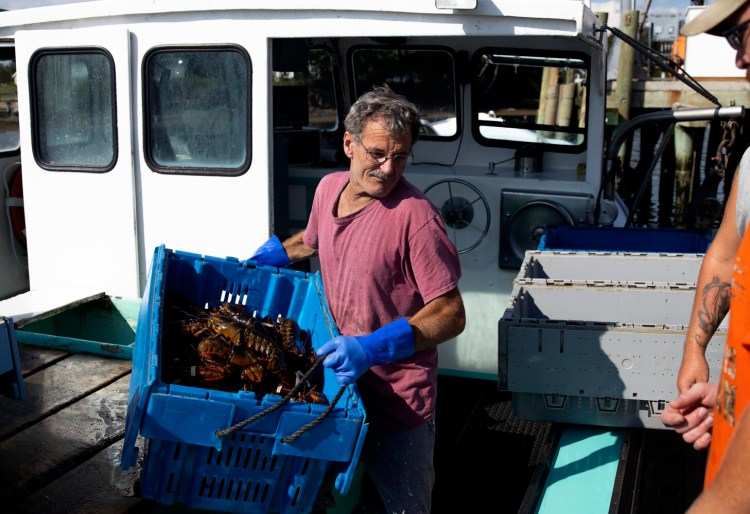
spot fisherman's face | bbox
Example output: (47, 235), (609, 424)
(343, 118), (412, 199)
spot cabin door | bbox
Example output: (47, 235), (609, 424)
(133, 29), (270, 290)
(14, 28), (140, 298)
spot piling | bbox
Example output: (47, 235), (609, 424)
(615, 10), (638, 125)
(674, 124), (704, 225)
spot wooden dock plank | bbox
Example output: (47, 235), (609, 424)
(10, 442), (149, 514)
(0, 374), (131, 501)
(0, 353), (131, 439)
(607, 78), (750, 111)
(18, 343), (72, 375)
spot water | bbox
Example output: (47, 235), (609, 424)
(621, 123), (726, 229)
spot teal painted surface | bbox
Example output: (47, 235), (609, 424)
(537, 427), (624, 514)
(16, 296), (139, 360)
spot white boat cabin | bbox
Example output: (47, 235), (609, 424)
(0, 0), (612, 379)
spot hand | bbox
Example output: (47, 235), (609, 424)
(660, 382), (718, 451)
(677, 352), (710, 395)
(246, 235), (291, 267)
(316, 318), (415, 386)
(317, 336), (370, 386)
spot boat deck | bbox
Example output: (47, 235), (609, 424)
(0, 344), (706, 514)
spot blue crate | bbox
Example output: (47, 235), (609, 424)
(538, 225), (712, 253)
(121, 245), (366, 514)
(0, 317), (25, 400)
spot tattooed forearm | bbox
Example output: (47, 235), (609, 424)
(695, 275), (732, 348)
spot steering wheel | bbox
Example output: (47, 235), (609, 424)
(423, 179), (491, 254)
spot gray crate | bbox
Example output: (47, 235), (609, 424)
(518, 250), (704, 285)
(500, 282), (726, 430)
(504, 282), (705, 325)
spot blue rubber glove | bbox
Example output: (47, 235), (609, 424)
(316, 318), (415, 385)
(247, 235), (291, 267)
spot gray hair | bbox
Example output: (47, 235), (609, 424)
(344, 85), (421, 145)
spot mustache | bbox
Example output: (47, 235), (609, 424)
(366, 169), (393, 181)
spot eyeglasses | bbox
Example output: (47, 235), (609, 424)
(357, 139), (411, 167)
(722, 18), (750, 50)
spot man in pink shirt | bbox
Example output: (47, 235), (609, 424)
(250, 85), (466, 513)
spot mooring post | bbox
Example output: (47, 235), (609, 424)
(615, 10), (638, 125)
(613, 10), (639, 168)
(544, 67), (560, 126)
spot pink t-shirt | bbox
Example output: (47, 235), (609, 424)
(304, 172), (461, 429)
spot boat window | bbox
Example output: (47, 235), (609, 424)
(273, 47), (337, 131)
(0, 53), (18, 154)
(144, 46), (250, 175)
(30, 49), (116, 171)
(472, 50), (588, 151)
(351, 47), (458, 139)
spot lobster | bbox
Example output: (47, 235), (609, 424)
(169, 299), (326, 404)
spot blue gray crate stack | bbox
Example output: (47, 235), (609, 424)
(121, 245), (366, 514)
(499, 249), (726, 429)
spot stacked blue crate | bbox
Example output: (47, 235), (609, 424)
(538, 225), (712, 253)
(121, 245), (366, 514)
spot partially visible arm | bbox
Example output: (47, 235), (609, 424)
(281, 230), (318, 262)
(248, 230), (316, 267)
(677, 170), (741, 394)
(687, 407), (750, 513)
(409, 287), (466, 351)
(317, 287), (465, 385)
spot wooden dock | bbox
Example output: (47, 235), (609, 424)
(608, 78), (750, 112)
(0, 343), (707, 514)
(0, 344), (144, 513)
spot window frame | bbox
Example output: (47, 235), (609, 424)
(471, 47), (590, 153)
(347, 44), (461, 142)
(29, 46), (118, 173)
(142, 44), (252, 176)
